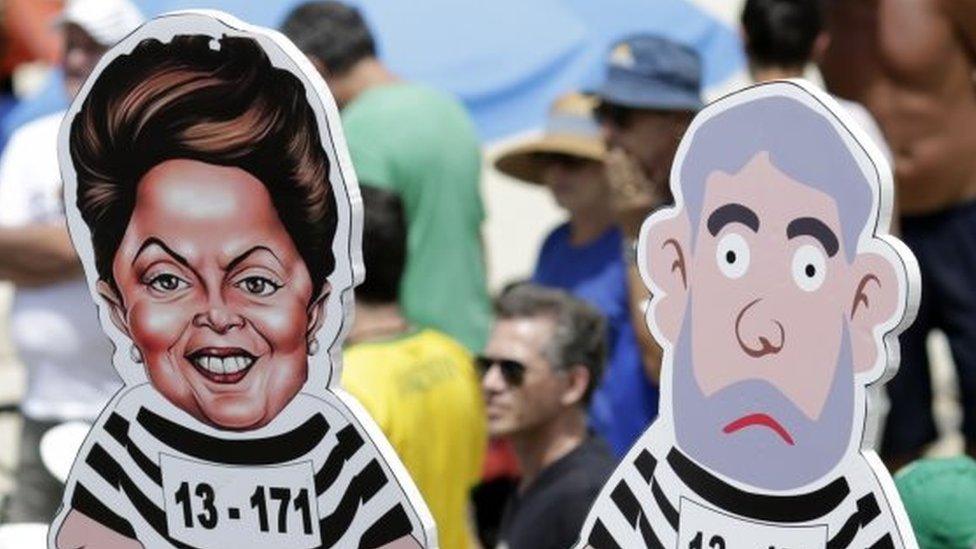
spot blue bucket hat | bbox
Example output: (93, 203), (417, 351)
(590, 34), (703, 112)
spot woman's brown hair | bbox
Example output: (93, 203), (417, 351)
(72, 34), (338, 297)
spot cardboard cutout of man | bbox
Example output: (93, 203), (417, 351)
(576, 81), (920, 549)
(48, 11), (436, 549)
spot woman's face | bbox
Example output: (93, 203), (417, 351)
(102, 159), (324, 431)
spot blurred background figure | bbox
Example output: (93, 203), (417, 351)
(282, 1), (491, 353)
(481, 283), (613, 549)
(0, 0), (62, 152)
(894, 456), (976, 549)
(588, 34), (703, 453)
(495, 92), (656, 458)
(343, 186), (486, 549)
(740, 0), (890, 161)
(820, 0), (976, 471)
(0, 0), (143, 525)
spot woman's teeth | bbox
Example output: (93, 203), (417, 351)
(192, 355), (254, 374)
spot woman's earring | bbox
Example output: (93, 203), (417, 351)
(307, 339), (320, 356)
(130, 345), (144, 364)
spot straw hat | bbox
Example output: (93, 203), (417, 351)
(494, 93), (606, 185)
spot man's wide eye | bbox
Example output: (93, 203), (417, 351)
(792, 244), (827, 292)
(237, 276), (281, 297)
(147, 273), (189, 293)
(715, 232), (750, 279)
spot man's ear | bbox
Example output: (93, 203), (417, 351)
(810, 32), (831, 64)
(560, 364), (591, 407)
(849, 252), (900, 373)
(306, 282), (332, 343)
(640, 212), (691, 344)
(96, 280), (130, 338)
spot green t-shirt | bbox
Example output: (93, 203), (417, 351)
(342, 83), (490, 351)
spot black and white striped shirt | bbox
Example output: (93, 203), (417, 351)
(576, 424), (915, 549)
(52, 385), (432, 548)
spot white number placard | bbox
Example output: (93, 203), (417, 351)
(677, 498), (827, 549)
(161, 454), (320, 549)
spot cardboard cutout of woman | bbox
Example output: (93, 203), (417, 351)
(48, 11), (436, 549)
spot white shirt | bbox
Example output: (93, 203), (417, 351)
(0, 111), (119, 421)
(837, 97), (893, 164)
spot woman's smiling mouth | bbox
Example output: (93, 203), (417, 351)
(186, 347), (257, 384)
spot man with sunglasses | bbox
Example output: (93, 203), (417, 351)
(480, 283), (615, 549)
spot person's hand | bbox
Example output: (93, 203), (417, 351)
(604, 147), (666, 238)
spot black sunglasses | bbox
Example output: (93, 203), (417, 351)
(593, 101), (635, 129)
(475, 355), (527, 386)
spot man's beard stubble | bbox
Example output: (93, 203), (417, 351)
(671, 297), (856, 492)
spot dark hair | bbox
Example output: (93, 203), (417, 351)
(741, 0), (822, 69)
(494, 283), (606, 405)
(358, 185), (406, 304)
(71, 34), (338, 298)
(281, 1), (377, 76)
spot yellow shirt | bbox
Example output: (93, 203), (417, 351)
(342, 329), (487, 549)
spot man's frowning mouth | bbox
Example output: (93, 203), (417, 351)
(723, 412), (795, 445)
(186, 347), (257, 384)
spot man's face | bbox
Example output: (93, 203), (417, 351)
(598, 102), (688, 185)
(481, 317), (567, 437)
(643, 151), (900, 489)
(63, 24), (108, 98)
(541, 155), (609, 218)
(682, 152), (853, 488)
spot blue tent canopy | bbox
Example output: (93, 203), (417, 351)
(3, 0), (743, 143)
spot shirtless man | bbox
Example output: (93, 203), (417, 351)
(821, 0), (976, 467)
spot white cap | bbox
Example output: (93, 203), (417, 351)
(56, 0), (145, 47)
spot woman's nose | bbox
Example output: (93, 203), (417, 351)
(193, 295), (245, 333)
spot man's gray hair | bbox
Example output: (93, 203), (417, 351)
(494, 283), (606, 404)
(678, 93), (874, 261)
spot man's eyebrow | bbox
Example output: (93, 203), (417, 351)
(787, 217), (839, 257)
(706, 203), (760, 236)
(133, 237), (192, 269)
(225, 245), (284, 272)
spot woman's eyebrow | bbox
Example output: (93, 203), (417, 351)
(133, 237), (192, 269)
(225, 246), (285, 272)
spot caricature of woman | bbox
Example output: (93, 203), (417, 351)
(50, 19), (431, 549)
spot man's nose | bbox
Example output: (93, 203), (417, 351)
(193, 292), (245, 333)
(734, 298), (785, 357)
(481, 363), (508, 395)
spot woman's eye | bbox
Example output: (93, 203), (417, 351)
(715, 232), (751, 279)
(147, 273), (189, 293)
(237, 276), (281, 297)
(792, 244), (827, 292)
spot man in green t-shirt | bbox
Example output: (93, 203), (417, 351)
(282, 1), (491, 352)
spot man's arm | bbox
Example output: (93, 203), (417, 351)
(0, 222), (81, 286)
(605, 148), (665, 384)
(625, 261), (663, 383)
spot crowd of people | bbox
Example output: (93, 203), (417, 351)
(0, 0), (975, 547)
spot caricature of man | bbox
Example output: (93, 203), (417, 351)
(577, 81), (919, 549)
